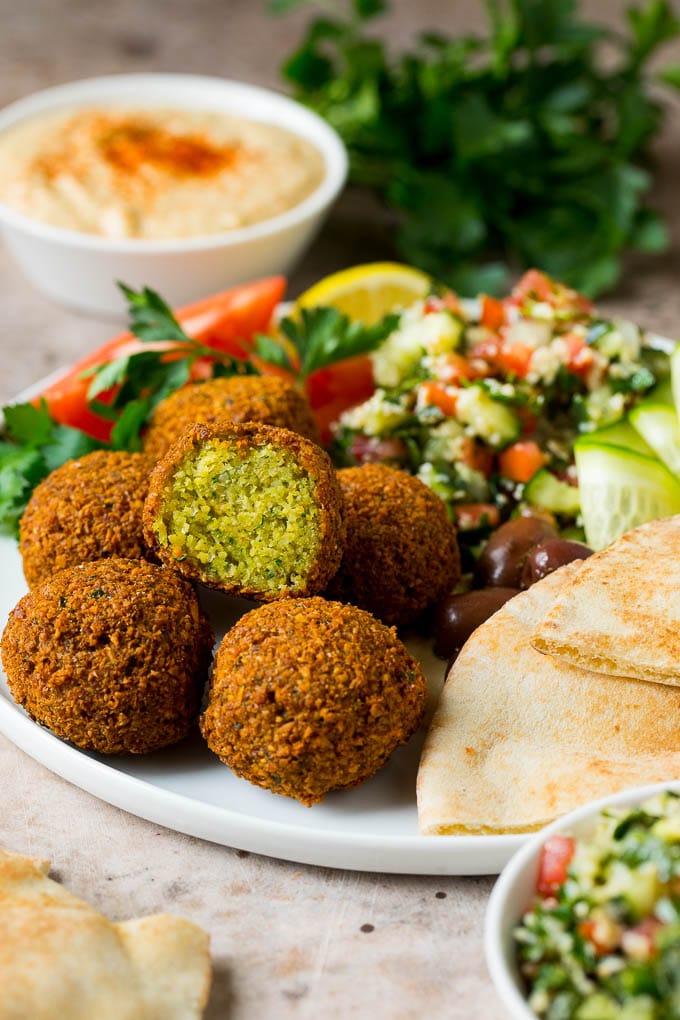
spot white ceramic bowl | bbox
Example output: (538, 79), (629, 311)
(0, 73), (348, 317)
(485, 779), (680, 1019)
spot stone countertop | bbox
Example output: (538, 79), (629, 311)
(0, 2), (679, 1017)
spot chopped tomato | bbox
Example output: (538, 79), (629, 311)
(510, 268), (592, 316)
(498, 440), (547, 483)
(469, 337), (533, 378)
(537, 835), (575, 896)
(562, 332), (595, 379)
(495, 341), (534, 378)
(579, 914), (623, 956)
(453, 503), (501, 531)
(36, 276), (286, 440)
(305, 354), (375, 445)
(480, 295), (506, 331)
(435, 353), (473, 386)
(424, 292), (462, 316)
(511, 269), (556, 305)
(417, 381), (459, 417)
(621, 918), (662, 960)
(460, 438), (494, 478)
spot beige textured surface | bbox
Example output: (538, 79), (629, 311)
(1, 2), (679, 1017)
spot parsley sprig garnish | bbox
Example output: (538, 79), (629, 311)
(84, 284), (258, 450)
(255, 306), (399, 378)
(0, 282), (401, 535)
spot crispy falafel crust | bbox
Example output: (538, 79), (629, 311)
(20, 450), (153, 589)
(143, 421), (345, 600)
(200, 596), (427, 806)
(326, 463), (461, 626)
(1, 558), (214, 755)
(142, 375), (321, 461)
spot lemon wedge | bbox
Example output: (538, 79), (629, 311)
(296, 262), (432, 323)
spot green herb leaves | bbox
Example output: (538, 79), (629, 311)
(84, 284), (257, 450)
(276, 0), (680, 296)
(254, 306), (399, 378)
(0, 403), (101, 536)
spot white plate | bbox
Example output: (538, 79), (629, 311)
(0, 531), (526, 874)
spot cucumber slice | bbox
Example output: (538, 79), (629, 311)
(574, 440), (680, 549)
(630, 382), (680, 477)
(524, 468), (580, 515)
(577, 419), (655, 457)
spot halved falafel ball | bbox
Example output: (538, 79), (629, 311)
(144, 421), (345, 601)
(1, 558), (214, 755)
(200, 596), (427, 805)
(142, 375), (321, 461)
(19, 450), (153, 589)
(326, 463), (461, 626)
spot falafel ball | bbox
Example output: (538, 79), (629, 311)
(142, 375), (321, 461)
(200, 596), (427, 805)
(1, 558), (214, 755)
(326, 463), (461, 626)
(144, 421), (345, 601)
(20, 450), (153, 589)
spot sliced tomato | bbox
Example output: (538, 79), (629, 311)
(305, 355), (375, 444)
(536, 835), (575, 896)
(36, 276), (286, 440)
(498, 440), (547, 483)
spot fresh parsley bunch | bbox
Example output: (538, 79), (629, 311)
(274, 0), (680, 296)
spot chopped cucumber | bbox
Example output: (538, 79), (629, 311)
(671, 344), (680, 419)
(577, 419), (655, 457)
(629, 382), (680, 477)
(574, 440), (680, 550)
(454, 384), (520, 449)
(524, 468), (580, 515)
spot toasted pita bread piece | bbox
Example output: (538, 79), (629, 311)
(532, 515), (680, 686)
(417, 563), (680, 835)
(0, 847), (210, 1019)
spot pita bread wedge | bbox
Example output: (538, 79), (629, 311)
(417, 563), (680, 835)
(0, 847), (211, 1019)
(532, 515), (680, 686)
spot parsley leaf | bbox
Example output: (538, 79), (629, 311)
(0, 402), (102, 536)
(255, 306), (399, 379)
(275, 0), (680, 296)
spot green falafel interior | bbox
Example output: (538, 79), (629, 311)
(146, 420), (346, 595)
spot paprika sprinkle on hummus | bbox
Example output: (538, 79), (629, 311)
(0, 106), (326, 239)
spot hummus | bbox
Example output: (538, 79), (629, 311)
(0, 106), (326, 239)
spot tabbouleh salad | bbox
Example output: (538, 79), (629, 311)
(331, 270), (666, 551)
(516, 791), (680, 1019)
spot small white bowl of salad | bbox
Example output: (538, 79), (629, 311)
(485, 781), (680, 1020)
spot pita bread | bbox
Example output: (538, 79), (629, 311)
(0, 847), (211, 1019)
(532, 515), (680, 686)
(417, 563), (680, 835)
